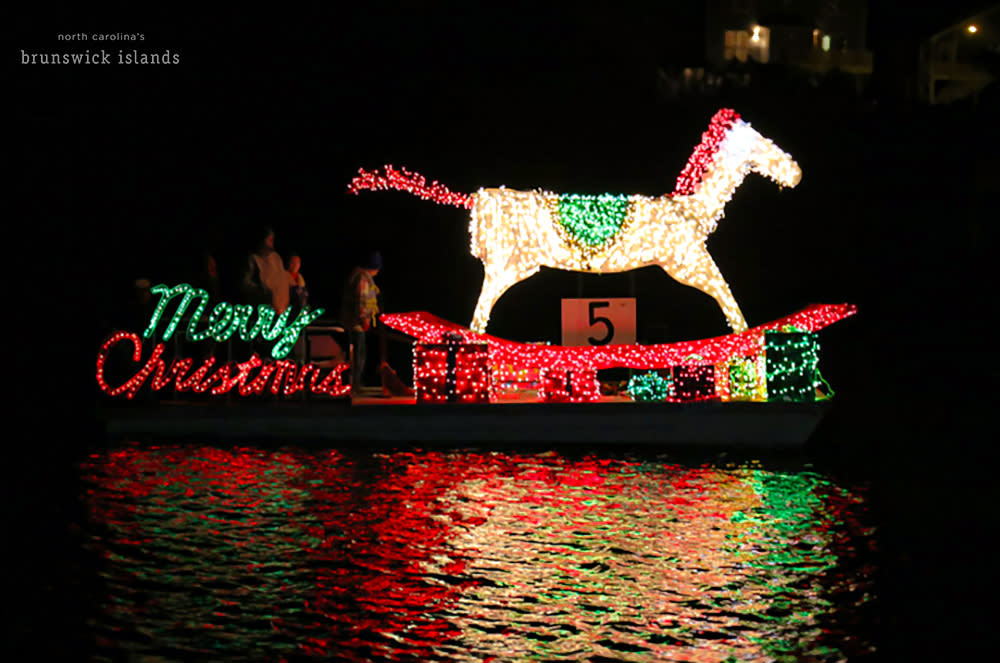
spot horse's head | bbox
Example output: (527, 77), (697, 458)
(726, 120), (802, 188)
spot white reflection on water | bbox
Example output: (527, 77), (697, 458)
(80, 447), (876, 662)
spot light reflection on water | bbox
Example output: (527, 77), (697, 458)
(79, 446), (876, 662)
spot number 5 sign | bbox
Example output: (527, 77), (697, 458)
(561, 298), (636, 347)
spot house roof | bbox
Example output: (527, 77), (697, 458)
(921, 2), (1000, 37)
(866, 2), (996, 45)
(912, 3), (999, 39)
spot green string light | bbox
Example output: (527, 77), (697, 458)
(764, 327), (837, 401)
(141, 283), (324, 360)
(814, 368), (835, 400)
(626, 371), (673, 402)
(555, 194), (630, 247)
(547, 193), (636, 268)
(765, 331), (819, 402)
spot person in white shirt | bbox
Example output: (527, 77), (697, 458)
(242, 227), (290, 314)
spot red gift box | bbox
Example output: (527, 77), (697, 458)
(414, 333), (491, 403)
(538, 367), (600, 403)
(671, 363), (716, 401)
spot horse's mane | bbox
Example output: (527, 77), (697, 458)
(671, 108), (741, 197)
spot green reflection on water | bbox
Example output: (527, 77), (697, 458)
(81, 450), (873, 662)
(724, 470), (848, 660)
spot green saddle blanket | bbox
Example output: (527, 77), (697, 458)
(554, 193), (630, 247)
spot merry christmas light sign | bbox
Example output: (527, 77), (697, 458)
(141, 283), (323, 360)
(96, 283), (349, 399)
(349, 109), (801, 333)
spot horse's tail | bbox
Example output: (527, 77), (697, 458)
(347, 165), (474, 209)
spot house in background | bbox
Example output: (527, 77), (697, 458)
(705, 0), (871, 76)
(918, 5), (998, 104)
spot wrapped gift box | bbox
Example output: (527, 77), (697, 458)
(414, 332), (491, 403)
(764, 331), (818, 402)
(672, 363), (716, 401)
(492, 363), (541, 399)
(539, 367), (600, 402)
(719, 355), (766, 402)
(626, 370), (673, 402)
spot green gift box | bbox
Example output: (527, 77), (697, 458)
(765, 331), (819, 402)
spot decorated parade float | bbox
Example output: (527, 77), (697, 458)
(99, 109), (856, 445)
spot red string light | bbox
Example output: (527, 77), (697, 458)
(347, 110), (741, 207)
(96, 332), (350, 399)
(413, 343), (492, 404)
(672, 108), (741, 196)
(347, 164), (474, 209)
(672, 365), (717, 401)
(382, 303), (856, 371)
(382, 303), (855, 404)
(538, 368), (601, 403)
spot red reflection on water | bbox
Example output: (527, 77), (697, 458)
(291, 450), (493, 660)
(81, 448), (873, 661)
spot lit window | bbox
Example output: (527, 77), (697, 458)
(822, 35), (831, 52)
(724, 30), (750, 62)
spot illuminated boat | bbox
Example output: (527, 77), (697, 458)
(101, 107), (856, 445)
(101, 303), (856, 447)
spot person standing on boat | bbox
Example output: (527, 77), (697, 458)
(242, 226), (290, 315)
(287, 253), (309, 310)
(340, 250), (382, 390)
(285, 252), (311, 363)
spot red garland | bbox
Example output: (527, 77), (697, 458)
(96, 332), (350, 399)
(672, 108), (741, 197)
(347, 164), (474, 209)
(381, 303), (857, 372)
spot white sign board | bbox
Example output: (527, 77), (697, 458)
(561, 298), (636, 347)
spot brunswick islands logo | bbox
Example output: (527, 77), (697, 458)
(21, 32), (181, 65)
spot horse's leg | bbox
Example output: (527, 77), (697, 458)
(470, 255), (537, 333)
(662, 246), (748, 332)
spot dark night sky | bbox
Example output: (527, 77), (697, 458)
(12, 2), (996, 397)
(14, 4), (715, 336)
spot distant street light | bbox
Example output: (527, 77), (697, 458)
(967, 25), (978, 34)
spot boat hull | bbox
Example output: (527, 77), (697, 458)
(102, 399), (830, 447)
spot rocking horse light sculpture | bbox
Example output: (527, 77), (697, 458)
(348, 109), (801, 333)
